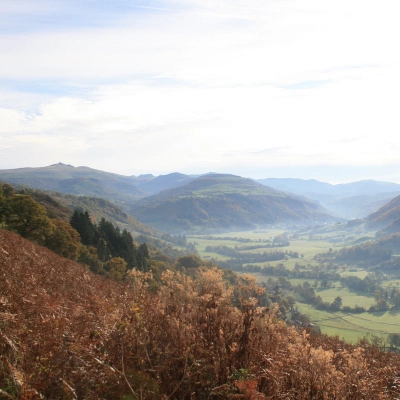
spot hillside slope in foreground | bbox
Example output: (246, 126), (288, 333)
(1, 228), (400, 399)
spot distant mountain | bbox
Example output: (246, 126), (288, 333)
(257, 178), (334, 195)
(4, 164), (400, 226)
(258, 178), (400, 219)
(0, 163), (197, 203)
(334, 180), (400, 196)
(128, 174), (335, 233)
(0, 163), (144, 202)
(134, 172), (195, 195)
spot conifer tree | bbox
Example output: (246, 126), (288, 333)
(70, 209), (96, 245)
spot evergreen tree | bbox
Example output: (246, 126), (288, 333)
(137, 243), (151, 272)
(70, 210), (97, 245)
(98, 218), (119, 256)
(120, 229), (137, 269)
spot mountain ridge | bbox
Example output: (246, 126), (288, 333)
(258, 177), (400, 219)
(2, 163), (400, 222)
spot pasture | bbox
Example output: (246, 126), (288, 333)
(298, 302), (400, 344)
(188, 225), (400, 344)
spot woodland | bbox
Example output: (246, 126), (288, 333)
(2, 178), (400, 399)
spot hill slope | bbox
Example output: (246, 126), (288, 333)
(128, 174), (335, 233)
(1, 228), (400, 399)
(29, 190), (189, 251)
(367, 195), (400, 231)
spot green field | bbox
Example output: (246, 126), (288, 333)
(191, 228), (334, 266)
(297, 302), (400, 344)
(188, 226), (400, 344)
(314, 286), (375, 308)
(191, 229), (286, 262)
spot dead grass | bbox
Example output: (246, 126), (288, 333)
(1, 228), (400, 399)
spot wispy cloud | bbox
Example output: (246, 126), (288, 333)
(1, 0), (400, 182)
(279, 80), (333, 91)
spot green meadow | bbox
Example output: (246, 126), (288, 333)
(297, 302), (400, 344)
(189, 226), (400, 344)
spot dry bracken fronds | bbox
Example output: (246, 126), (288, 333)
(1, 228), (400, 399)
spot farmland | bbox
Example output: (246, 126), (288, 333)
(189, 223), (400, 344)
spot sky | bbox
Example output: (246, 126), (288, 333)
(1, 0), (400, 183)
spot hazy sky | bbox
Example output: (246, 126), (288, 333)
(1, 0), (400, 183)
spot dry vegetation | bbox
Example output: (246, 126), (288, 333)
(1, 228), (400, 399)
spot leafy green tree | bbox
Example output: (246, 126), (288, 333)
(106, 257), (127, 281)
(286, 295), (296, 311)
(176, 253), (203, 269)
(2, 195), (51, 241)
(391, 290), (400, 310)
(374, 298), (389, 312)
(388, 333), (400, 349)
(78, 245), (105, 275)
(320, 279), (328, 288)
(44, 219), (81, 260)
(330, 296), (342, 311)
(1, 183), (15, 198)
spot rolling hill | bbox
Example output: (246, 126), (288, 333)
(128, 174), (336, 233)
(3, 164), (400, 222)
(0, 163), (195, 203)
(0, 162), (143, 201)
(5, 164), (400, 233)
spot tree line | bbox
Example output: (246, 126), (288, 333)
(0, 182), (150, 280)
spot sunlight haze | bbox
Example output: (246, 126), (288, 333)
(1, 0), (399, 183)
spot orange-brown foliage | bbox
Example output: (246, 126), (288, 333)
(1, 228), (400, 399)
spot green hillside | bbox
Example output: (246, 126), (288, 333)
(9, 185), (184, 247)
(128, 174), (335, 233)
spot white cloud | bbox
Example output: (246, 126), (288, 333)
(1, 0), (400, 181)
